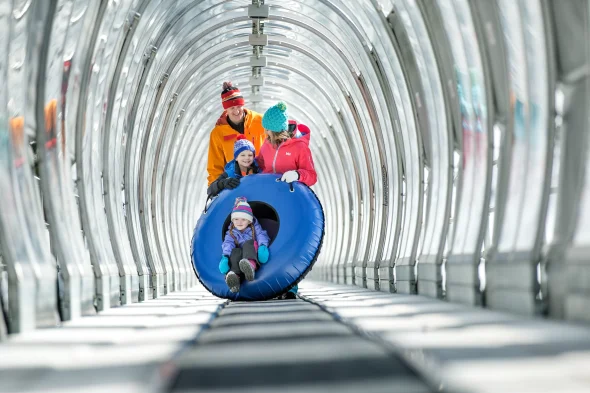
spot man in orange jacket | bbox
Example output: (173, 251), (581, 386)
(207, 81), (266, 186)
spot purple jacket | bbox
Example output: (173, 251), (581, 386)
(222, 218), (270, 256)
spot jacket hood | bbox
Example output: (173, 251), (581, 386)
(298, 123), (310, 135)
(295, 123), (310, 145)
(285, 133), (310, 147)
(224, 160), (235, 172)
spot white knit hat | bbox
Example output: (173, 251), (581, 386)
(231, 197), (253, 222)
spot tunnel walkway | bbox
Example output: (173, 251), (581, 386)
(3, 0), (590, 392)
(168, 297), (433, 393)
(2, 282), (590, 393)
(0, 286), (223, 393)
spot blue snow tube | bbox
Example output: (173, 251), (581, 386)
(191, 174), (325, 301)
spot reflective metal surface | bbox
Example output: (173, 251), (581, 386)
(485, 0), (553, 314)
(1, 0), (590, 338)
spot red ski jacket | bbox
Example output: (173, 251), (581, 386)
(256, 130), (317, 187)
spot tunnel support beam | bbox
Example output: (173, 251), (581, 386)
(249, 1), (267, 108)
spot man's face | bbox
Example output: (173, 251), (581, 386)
(236, 150), (254, 168)
(227, 105), (245, 124)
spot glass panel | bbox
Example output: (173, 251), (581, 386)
(6, 0), (58, 328)
(38, 0), (98, 319)
(402, 0), (451, 270)
(0, 0), (38, 332)
(441, 0), (489, 258)
(513, 0), (549, 253)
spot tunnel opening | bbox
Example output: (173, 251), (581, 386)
(221, 201), (280, 246)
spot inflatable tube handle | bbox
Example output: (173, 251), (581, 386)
(203, 195), (213, 214)
(275, 177), (295, 192)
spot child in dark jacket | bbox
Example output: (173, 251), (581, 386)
(207, 135), (261, 197)
(219, 197), (270, 293)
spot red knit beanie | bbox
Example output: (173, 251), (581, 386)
(221, 81), (245, 109)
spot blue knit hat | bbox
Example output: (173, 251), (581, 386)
(234, 135), (255, 159)
(262, 101), (289, 132)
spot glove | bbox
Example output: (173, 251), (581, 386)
(280, 170), (299, 183)
(222, 177), (240, 189)
(219, 256), (230, 274)
(258, 245), (269, 264)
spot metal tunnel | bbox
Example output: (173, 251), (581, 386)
(2, 1), (590, 388)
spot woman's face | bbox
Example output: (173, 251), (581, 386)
(236, 150), (254, 168)
(227, 105), (245, 124)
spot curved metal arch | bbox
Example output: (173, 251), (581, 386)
(258, 81), (352, 273)
(166, 73), (368, 284)
(114, 0), (247, 300)
(75, 0), (129, 311)
(38, 0), (97, 320)
(102, 0), (424, 300)
(146, 39), (376, 266)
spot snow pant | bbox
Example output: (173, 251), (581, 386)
(228, 239), (258, 275)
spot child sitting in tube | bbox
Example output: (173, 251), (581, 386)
(219, 197), (270, 293)
(207, 135), (261, 198)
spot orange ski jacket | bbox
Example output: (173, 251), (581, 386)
(207, 109), (266, 185)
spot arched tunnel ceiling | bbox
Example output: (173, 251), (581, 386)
(2, 0), (590, 332)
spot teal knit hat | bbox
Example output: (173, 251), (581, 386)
(262, 101), (289, 132)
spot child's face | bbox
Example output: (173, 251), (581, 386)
(236, 151), (254, 168)
(232, 218), (250, 230)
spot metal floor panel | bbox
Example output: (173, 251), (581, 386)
(0, 287), (224, 393)
(300, 281), (590, 393)
(166, 299), (436, 393)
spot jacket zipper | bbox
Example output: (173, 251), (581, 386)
(272, 143), (282, 173)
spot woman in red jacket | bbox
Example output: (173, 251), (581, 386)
(257, 102), (317, 187)
(256, 102), (317, 299)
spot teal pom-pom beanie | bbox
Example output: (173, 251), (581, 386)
(262, 101), (289, 132)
